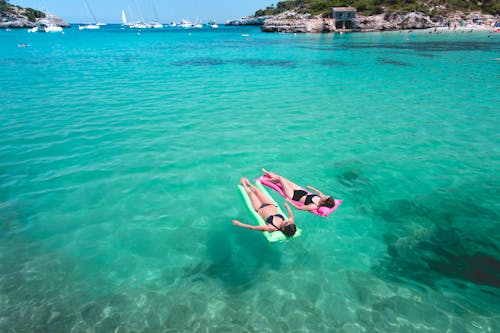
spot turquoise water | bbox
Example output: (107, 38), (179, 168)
(1, 25), (499, 332)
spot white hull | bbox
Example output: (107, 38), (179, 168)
(129, 22), (149, 29)
(45, 26), (63, 33)
(150, 22), (164, 29)
(180, 20), (194, 28)
(79, 24), (100, 30)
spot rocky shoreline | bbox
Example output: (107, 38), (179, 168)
(0, 4), (68, 29)
(228, 10), (499, 33)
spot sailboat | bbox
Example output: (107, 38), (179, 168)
(122, 8), (146, 28)
(179, 19), (194, 28)
(148, 0), (164, 28)
(121, 9), (128, 26)
(127, 0), (150, 29)
(79, 0), (100, 30)
(193, 17), (203, 29)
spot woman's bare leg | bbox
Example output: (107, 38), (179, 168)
(241, 177), (274, 209)
(241, 178), (265, 211)
(261, 168), (303, 199)
(248, 183), (274, 206)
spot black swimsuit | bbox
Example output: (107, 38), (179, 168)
(258, 203), (274, 211)
(265, 214), (284, 230)
(257, 204), (284, 230)
(292, 189), (319, 205)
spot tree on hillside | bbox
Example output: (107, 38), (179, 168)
(254, 0), (500, 17)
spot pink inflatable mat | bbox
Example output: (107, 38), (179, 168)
(257, 174), (342, 217)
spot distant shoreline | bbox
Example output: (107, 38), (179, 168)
(228, 11), (499, 34)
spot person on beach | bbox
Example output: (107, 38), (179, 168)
(232, 178), (297, 237)
(261, 168), (336, 211)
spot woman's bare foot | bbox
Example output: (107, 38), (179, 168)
(262, 169), (280, 183)
(262, 168), (280, 182)
(262, 168), (271, 177)
(240, 177), (254, 192)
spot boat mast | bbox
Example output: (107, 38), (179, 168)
(84, 0), (98, 24)
(152, 0), (160, 22)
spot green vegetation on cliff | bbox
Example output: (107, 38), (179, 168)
(0, 0), (13, 13)
(0, 0), (45, 22)
(24, 7), (45, 22)
(255, 0), (499, 17)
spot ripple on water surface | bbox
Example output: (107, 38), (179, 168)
(0, 27), (499, 332)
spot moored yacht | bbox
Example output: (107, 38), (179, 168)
(78, 24), (100, 30)
(80, 0), (101, 30)
(149, 21), (164, 29)
(44, 24), (63, 32)
(180, 19), (194, 28)
(29, 22), (63, 33)
(129, 22), (149, 29)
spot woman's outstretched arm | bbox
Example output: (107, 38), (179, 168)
(284, 203), (294, 222)
(232, 220), (274, 232)
(306, 185), (325, 196)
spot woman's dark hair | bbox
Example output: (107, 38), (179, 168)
(321, 197), (336, 208)
(282, 224), (297, 237)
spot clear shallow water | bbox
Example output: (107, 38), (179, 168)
(1, 25), (499, 332)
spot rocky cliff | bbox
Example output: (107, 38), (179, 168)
(234, 8), (498, 33)
(0, 1), (68, 28)
(259, 10), (439, 32)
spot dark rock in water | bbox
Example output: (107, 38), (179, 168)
(80, 301), (102, 322)
(372, 186), (500, 291)
(426, 248), (500, 288)
(337, 169), (361, 187)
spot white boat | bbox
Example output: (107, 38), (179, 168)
(193, 18), (203, 29)
(80, 0), (100, 30)
(209, 20), (218, 28)
(121, 9), (128, 26)
(149, 2), (163, 29)
(43, 24), (63, 33)
(180, 19), (194, 28)
(169, 21), (177, 27)
(149, 21), (164, 29)
(129, 22), (149, 29)
(30, 22), (63, 33)
(79, 24), (100, 30)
